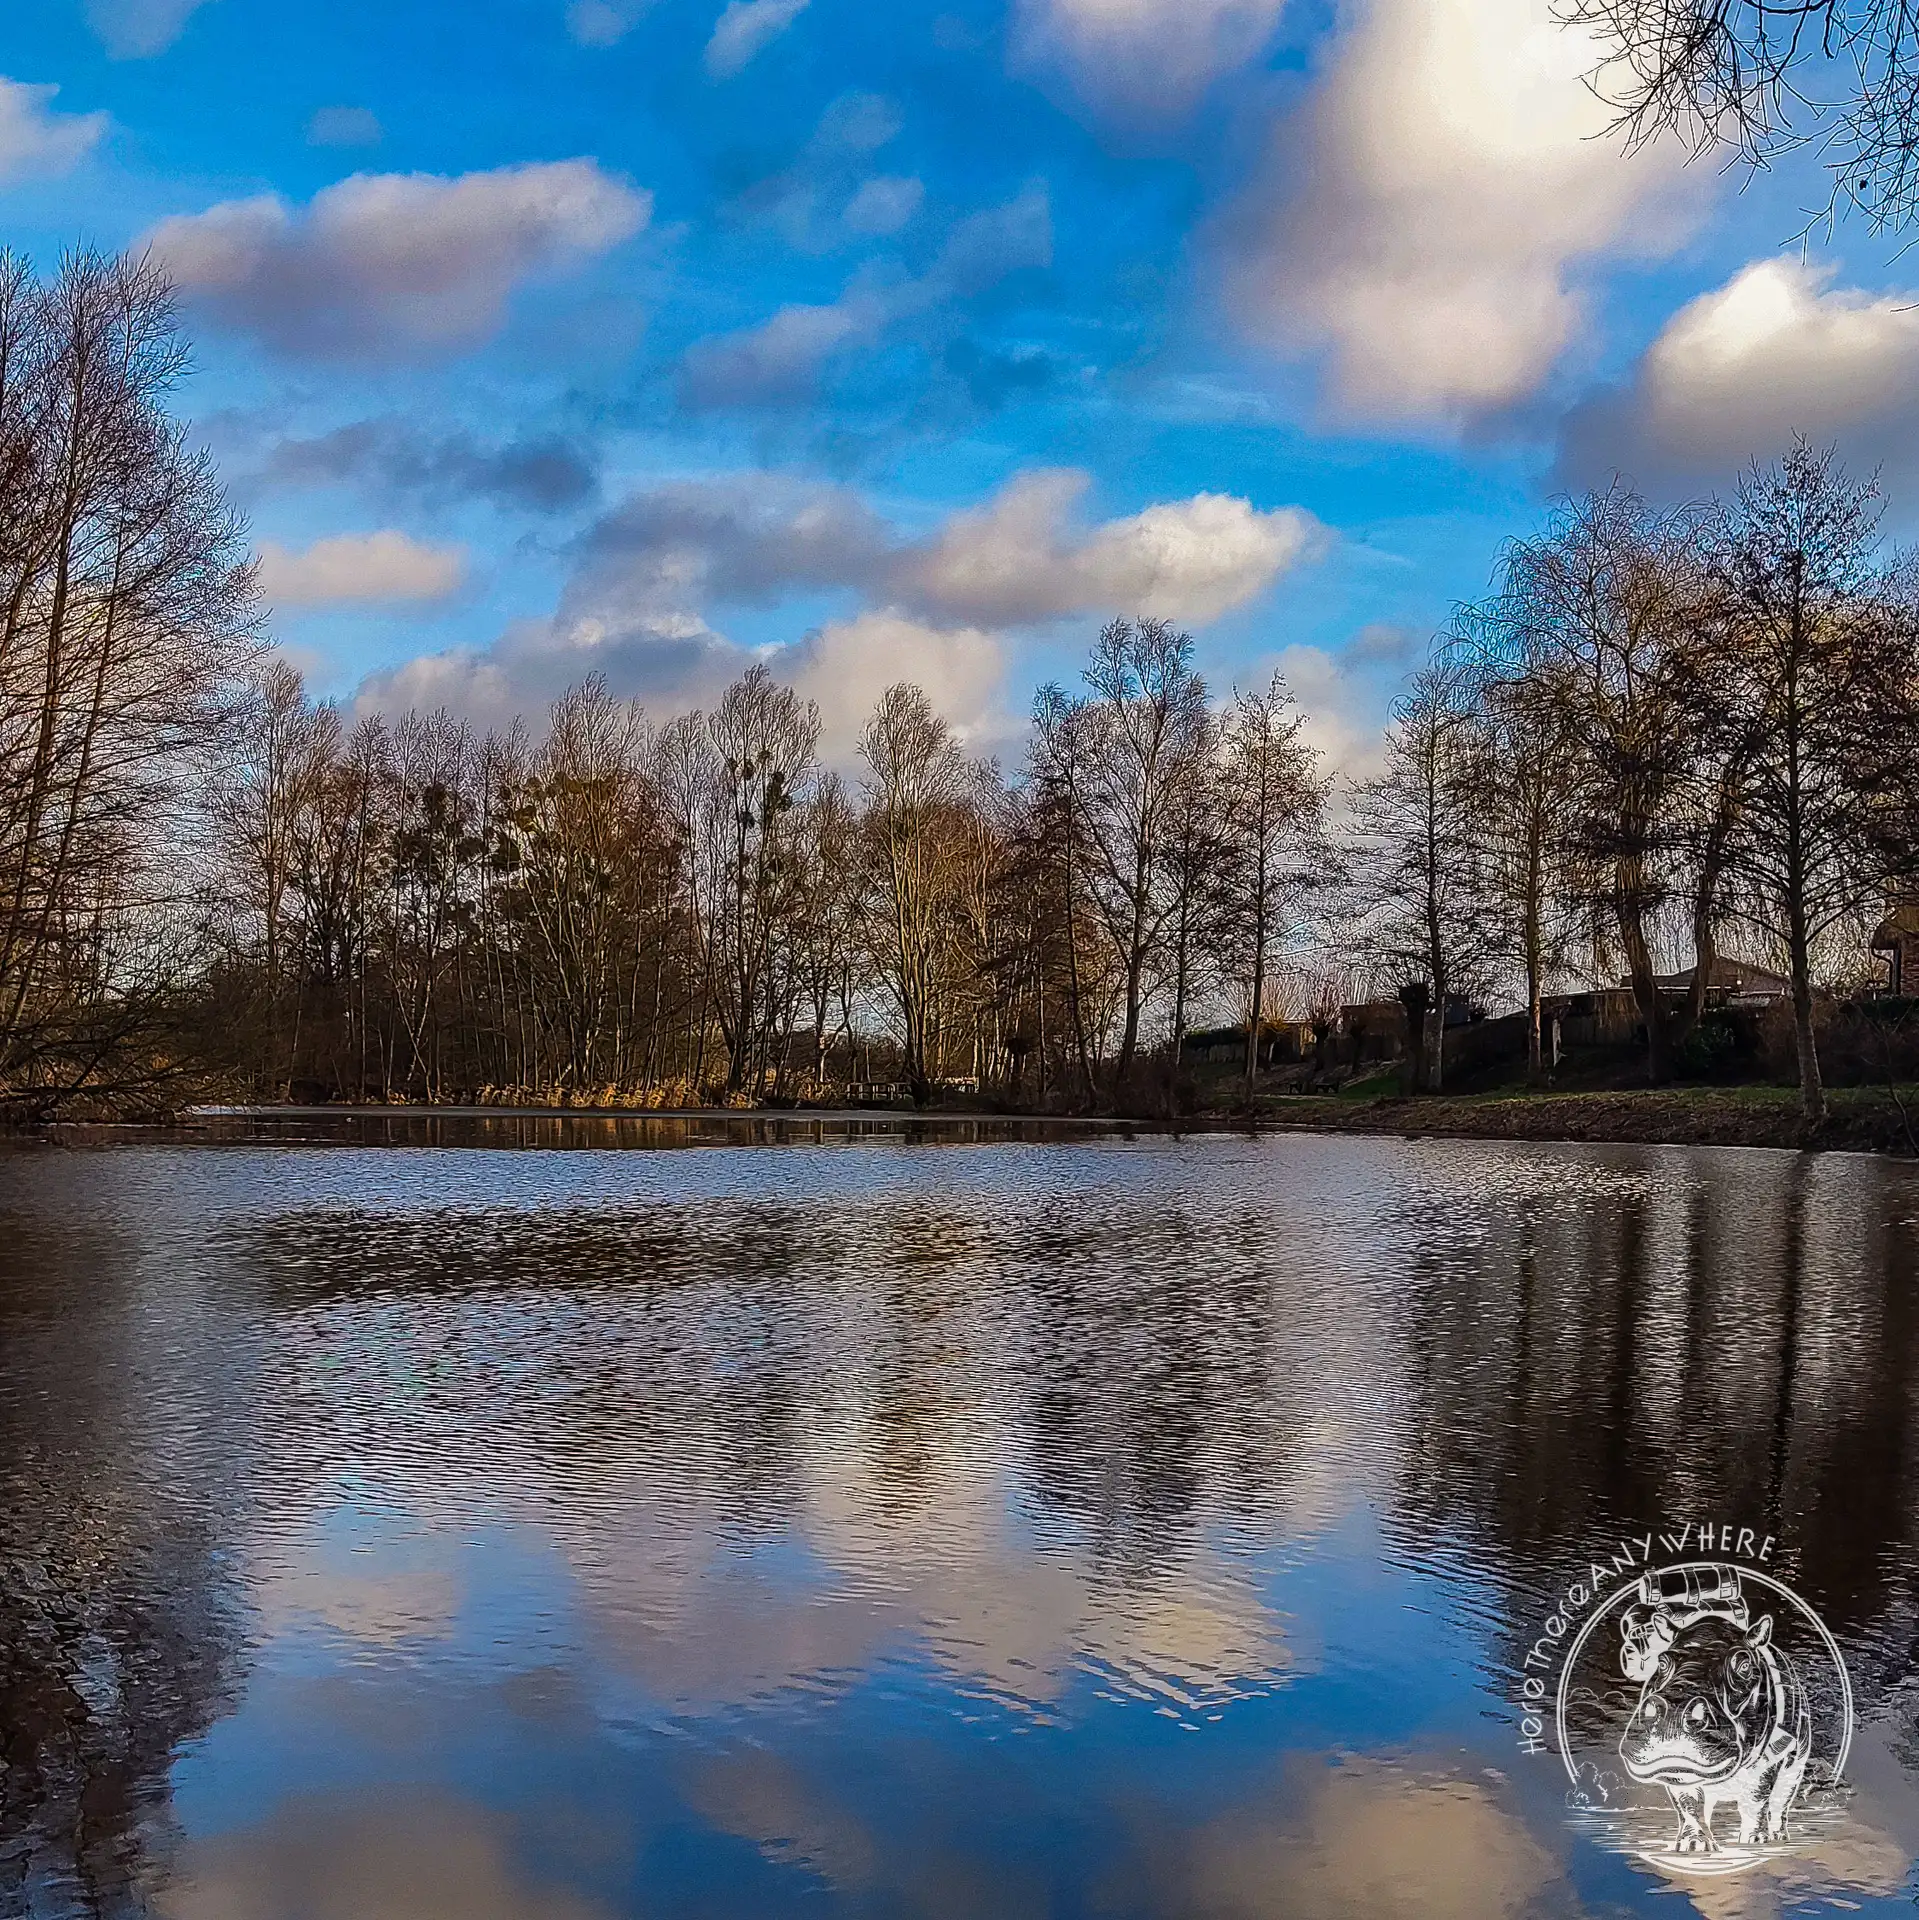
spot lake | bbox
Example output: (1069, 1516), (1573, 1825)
(3, 1120), (1918, 1917)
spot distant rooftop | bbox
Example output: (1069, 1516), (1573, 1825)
(1627, 956), (1790, 996)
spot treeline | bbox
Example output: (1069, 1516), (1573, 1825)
(1374, 446), (1919, 1123)
(0, 251), (255, 1118)
(198, 624), (1329, 1110)
(2, 249), (1917, 1119)
(200, 444), (1919, 1122)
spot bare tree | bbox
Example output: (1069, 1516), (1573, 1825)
(1707, 444), (1918, 1120)
(1498, 487), (1717, 1082)
(492, 679), (666, 1093)
(294, 712), (388, 1097)
(1157, 711), (1226, 1091)
(858, 683), (967, 1103)
(1347, 659), (1492, 1092)
(0, 249), (256, 1112)
(212, 661), (342, 1092)
(1455, 611), (1589, 1082)
(1562, 0), (1919, 230)
(706, 665), (819, 1095)
(1031, 618), (1211, 1089)
(790, 771), (865, 1093)
(1028, 692), (1098, 1102)
(1217, 673), (1327, 1097)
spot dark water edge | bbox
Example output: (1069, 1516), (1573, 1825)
(41, 1109), (1164, 1155)
(6, 1130), (1919, 1917)
(36, 1087), (1911, 1158)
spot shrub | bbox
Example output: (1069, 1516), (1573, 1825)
(1675, 1014), (1743, 1080)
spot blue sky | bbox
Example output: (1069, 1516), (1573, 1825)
(3, 0), (1911, 766)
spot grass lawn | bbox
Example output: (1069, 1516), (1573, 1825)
(1235, 1077), (1919, 1155)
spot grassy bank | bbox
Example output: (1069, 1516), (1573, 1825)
(1243, 1081), (1919, 1156)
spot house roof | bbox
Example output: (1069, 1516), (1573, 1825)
(1626, 956), (1791, 995)
(1872, 903), (1919, 948)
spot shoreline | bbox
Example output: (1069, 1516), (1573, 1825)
(47, 1088), (1908, 1158)
(185, 1103), (1143, 1125)
(1249, 1087), (1919, 1157)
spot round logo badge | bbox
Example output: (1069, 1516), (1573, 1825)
(1520, 1532), (1853, 1877)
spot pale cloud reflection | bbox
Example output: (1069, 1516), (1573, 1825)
(156, 1790), (611, 1920)
(684, 1747), (877, 1892)
(1187, 1757), (1563, 1919)
(795, 1408), (1291, 1717)
(511, 1419), (1296, 1722)
(250, 1557), (463, 1648)
(1636, 1733), (1914, 1920)
(1665, 1827), (1910, 1920)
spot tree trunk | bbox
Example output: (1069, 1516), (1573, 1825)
(1244, 940), (1266, 1101)
(1788, 888), (1826, 1123)
(1523, 827), (1544, 1084)
(1117, 949), (1143, 1086)
(1527, 968), (1543, 1085)
(1398, 982), (1430, 1095)
(1061, 831), (1093, 1106)
(1791, 974), (1826, 1125)
(1616, 877), (1669, 1083)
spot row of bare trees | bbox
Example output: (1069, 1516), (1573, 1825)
(0, 250), (255, 1115)
(1351, 445), (1919, 1119)
(200, 618), (1331, 1110)
(196, 445), (1919, 1119)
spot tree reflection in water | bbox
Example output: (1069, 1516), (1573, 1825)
(0, 1213), (242, 1918)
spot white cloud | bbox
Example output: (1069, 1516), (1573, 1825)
(561, 475), (890, 636)
(565, 467), (1320, 630)
(351, 467), (1322, 753)
(785, 612), (1008, 758)
(725, 94), (911, 254)
(257, 531), (467, 610)
(1254, 642), (1390, 781)
(147, 160), (649, 359)
(842, 175), (922, 236)
(0, 79), (107, 184)
(900, 470), (1323, 624)
(814, 92), (901, 153)
(85, 0), (213, 57)
(1226, 0), (1699, 424)
(705, 0), (811, 78)
(1015, 0), (1288, 114)
(566, 0), (648, 45)
(307, 106), (382, 148)
(680, 294), (889, 407)
(358, 619), (720, 739)
(920, 186), (1053, 302)
(1560, 258), (1919, 486)
(679, 185), (1050, 408)
(357, 609), (1006, 765)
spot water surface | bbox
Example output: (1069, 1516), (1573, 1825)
(4, 1122), (1919, 1917)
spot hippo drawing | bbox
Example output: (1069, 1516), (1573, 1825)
(1616, 1569), (1812, 1855)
